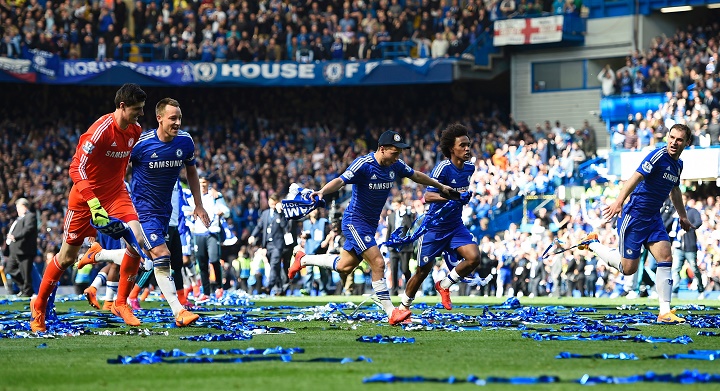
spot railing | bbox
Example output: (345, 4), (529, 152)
(483, 190), (558, 236)
(462, 30), (501, 67)
(122, 41), (420, 63)
(121, 43), (159, 62)
(576, 156), (608, 186)
(377, 41), (416, 59)
(599, 93), (666, 124)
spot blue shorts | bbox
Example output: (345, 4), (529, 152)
(139, 214), (170, 251)
(98, 232), (124, 250)
(617, 213), (669, 260)
(342, 222), (377, 256)
(500, 266), (512, 285)
(417, 227), (476, 267)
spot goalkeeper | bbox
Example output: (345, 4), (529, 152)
(30, 84), (149, 332)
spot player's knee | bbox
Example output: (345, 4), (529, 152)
(335, 263), (355, 274)
(622, 262), (638, 275)
(467, 256), (481, 269)
(58, 254), (75, 268)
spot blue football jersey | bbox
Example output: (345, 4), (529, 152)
(130, 129), (196, 219)
(624, 147), (682, 220)
(425, 160), (474, 230)
(339, 153), (414, 227)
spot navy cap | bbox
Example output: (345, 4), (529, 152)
(378, 130), (410, 149)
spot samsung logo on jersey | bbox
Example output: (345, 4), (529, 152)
(663, 172), (678, 182)
(454, 186), (469, 192)
(149, 160), (183, 169)
(106, 150), (130, 158)
(369, 182), (394, 190)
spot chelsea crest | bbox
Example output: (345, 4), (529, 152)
(323, 63), (344, 83)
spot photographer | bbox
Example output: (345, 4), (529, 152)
(301, 208), (330, 295)
(322, 210), (350, 295)
(669, 195), (705, 298)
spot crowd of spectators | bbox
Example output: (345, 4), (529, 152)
(0, 0), (584, 63)
(601, 21), (720, 149)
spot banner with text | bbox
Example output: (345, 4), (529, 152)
(0, 57), (36, 82)
(34, 58), (453, 86)
(23, 47), (61, 78)
(493, 15), (564, 46)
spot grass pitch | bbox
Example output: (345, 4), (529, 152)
(1, 295), (718, 391)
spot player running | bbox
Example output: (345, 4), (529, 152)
(400, 123), (485, 312)
(578, 124), (694, 323)
(287, 130), (460, 325)
(31, 83), (148, 332)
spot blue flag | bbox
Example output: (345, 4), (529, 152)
(281, 183), (327, 220)
(221, 217), (238, 246)
(381, 192), (472, 251)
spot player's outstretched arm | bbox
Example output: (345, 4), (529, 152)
(311, 177), (346, 200)
(186, 165), (210, 228)
(409, 171), (460, 200)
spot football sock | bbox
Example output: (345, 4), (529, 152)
(95, 249), (126, 265)
(399, 293), (414, 310)
(441, 269), (461, 289)
(177, 287), (188, 306)
(105, 281), (119, 301)
(115, 250), (141, 306)
(589, 242), (623, 273)
(91, 271), (107, 290)
(129, 284), (141, 300)
(371, 279), (395, 316)
(302, 254), (339, 270)
(656, 262), (672, 314)
(154, 263), (184, 316)
(35, 256), (65, 312)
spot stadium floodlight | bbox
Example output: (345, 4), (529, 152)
(708, 3), (720, 8)
(660, 6), (692, 13)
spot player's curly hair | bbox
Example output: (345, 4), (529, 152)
(440, 123), (469, 158)
(114, 83), (147, 108)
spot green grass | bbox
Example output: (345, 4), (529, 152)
(1, 295), (719, 391)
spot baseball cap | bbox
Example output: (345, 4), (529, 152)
(378, 130), (410, 149)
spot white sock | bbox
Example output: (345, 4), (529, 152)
(91, 272), (107, 289)
(95, 249), (125, 266)
(154, 266), (184, 316)
(105, 281), (118, 301)
(399, 293), (414, 310)
(656, 263), (672, 314)
(302, 254), (339, 270)
(589, 242), (623, 273)
(371, 279), (395, 316)
(441, 269), (461, 289)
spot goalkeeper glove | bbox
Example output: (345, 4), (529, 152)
(87, 197), (109, 226)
